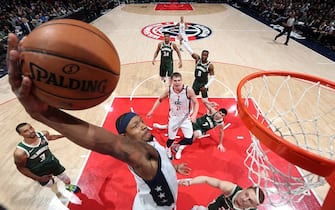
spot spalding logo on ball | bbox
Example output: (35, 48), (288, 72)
(20, 19), (120, 110)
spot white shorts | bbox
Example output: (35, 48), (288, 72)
(168, 116), (193, 139)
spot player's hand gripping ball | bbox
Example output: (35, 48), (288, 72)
(20, 19), (120, 110)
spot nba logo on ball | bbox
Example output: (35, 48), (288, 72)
(20, 19), (120, 110)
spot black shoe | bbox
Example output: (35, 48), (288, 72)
(284, 43), (288, 46)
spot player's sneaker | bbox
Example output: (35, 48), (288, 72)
(175, 145), (186, 160)
(166, 147), (173, 160)
(65, 184), (81, 193)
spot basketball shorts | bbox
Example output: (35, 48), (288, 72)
(168, 116), (193, 139)
(192, 80), (208, 98)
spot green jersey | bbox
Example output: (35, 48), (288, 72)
(208, 185), (257, 210)
(160, 42), (173, 63)
(17, 132), (55, 174)
(159, 42), (174, 77)
(193, 112), (223, 134)
(194, 59), (211, 83)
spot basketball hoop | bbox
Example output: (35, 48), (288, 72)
(236, 71), (335, 210)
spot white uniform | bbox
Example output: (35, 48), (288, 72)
(130, 139), (178, 210)
(177, 22), (188, 42)
(168, 85), (193, 139)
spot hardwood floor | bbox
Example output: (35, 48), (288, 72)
(0, 3), (334, 210)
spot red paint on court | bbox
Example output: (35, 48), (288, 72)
(155, 3), (193, 11)
(68, 97), (321, 210)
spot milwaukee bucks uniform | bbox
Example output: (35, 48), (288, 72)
(193, 112), (223, 135)
(160, 42), (174, 78)
(16, 132), (65, 185)
(208, 185), (256, 210)
(192, 59), (211, 98)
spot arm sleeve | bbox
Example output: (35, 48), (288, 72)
(205, 75), (215, 88)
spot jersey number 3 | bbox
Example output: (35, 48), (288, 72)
(39, 153), (46, 162)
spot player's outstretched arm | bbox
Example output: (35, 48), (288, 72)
(7, 33), (156, 173)
(147, 89), (169, 118)
(179, 176), (235, 196)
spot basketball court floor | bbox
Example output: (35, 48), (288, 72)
(0, 3), (334, 210)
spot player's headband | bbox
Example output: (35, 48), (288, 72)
(116, 112), (137, 134)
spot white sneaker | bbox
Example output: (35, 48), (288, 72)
(175, 145), (186, 160)
(166, 147), (173, 160)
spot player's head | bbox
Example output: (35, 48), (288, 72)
(171, 72), (183, 88)
(15, 122), (36, 138)
(219, 108), (227, 116)
(236, 186), (265, 208)
(180, 16), (184, 21)
(201, 50), (209, 61)
(163, 32), (171, 42)
(116, 112), (153, 142)
(214, 108), (227, 121)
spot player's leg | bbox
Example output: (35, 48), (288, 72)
(200, 86), (209, 98)
(183, 40), (193, 55)
(181, 33), (188, 52)
(285, 28), (292, 45)
(175, 120), (193, 159)
(178, 34), (183, 51)
(192, 81), (201, 97)
(160, 63), (167, 82)
(193, 129), (210, 140)
(200, 86), (210, 105)
(274, 28), (285, 40)
(39, 177), (63, 198)
(52, 158), (81, 193)
(153, 123), (168, 129)
(167, 117), (179, 159)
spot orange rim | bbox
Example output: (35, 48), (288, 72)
(237, 71), (335, 178)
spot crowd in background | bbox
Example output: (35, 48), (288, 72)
(0, 0), (116, 75)
(234, 0), (335, 50)
(0, 0), (334, 76)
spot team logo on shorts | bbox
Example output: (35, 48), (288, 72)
(141, 22), (212, 41)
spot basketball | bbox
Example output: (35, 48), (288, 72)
(20, 19), (120, 110)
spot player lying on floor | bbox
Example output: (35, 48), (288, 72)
(178, 176), (265, 210)
(153, 102), (228, 159)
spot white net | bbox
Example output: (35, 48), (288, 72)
(239, 73), (335, 206)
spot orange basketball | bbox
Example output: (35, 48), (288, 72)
(20, 19), (120, 110)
